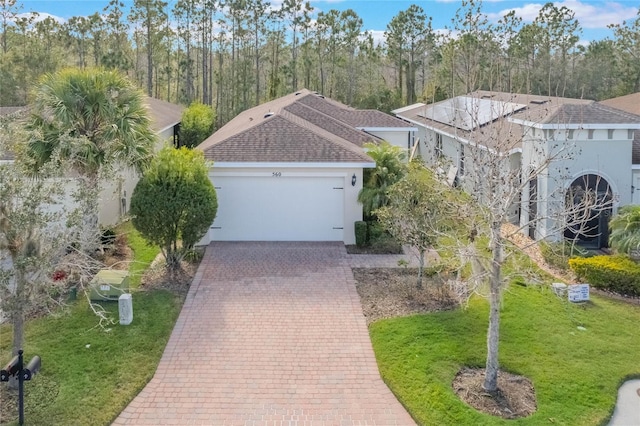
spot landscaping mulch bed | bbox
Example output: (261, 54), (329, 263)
(453, 368), (537, 419)
(353, 268), (457, 325)
(140, 257), (198, 296)
(345, 244), (403, 255)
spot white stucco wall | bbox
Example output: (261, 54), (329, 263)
(521, 127), (633, 242)
(365, 130), (413, 151)
(199, 164), (367, 245)
(632, 168), (640, 204)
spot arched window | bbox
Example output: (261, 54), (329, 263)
(564, 174), (612, 248)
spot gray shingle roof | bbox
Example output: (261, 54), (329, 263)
(203, 115), (373, 163)
(538, 102), (640, 125)
(145, 97), (184, 132)
(198, 89), (407, 163)
(395, 91), (640, 153)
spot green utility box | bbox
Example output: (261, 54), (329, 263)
(89, 270), (130, 301)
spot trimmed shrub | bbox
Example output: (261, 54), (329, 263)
(568, 255), (640, 297)
(355, 221), (367, 247)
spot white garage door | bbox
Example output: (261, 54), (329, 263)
(210, 175), (345, 241)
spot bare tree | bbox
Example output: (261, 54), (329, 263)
(412, 93), (615, 393)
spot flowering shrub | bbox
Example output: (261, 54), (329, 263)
(568, 255), (640, 296)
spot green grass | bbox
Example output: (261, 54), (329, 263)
(115, 221), (160, 288)
(370, 283), (640, 425)
(0, 221), (182, 425)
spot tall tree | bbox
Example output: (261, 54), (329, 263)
(0, 0), (21, 54)
(102, 0), (132, 72)
(610, 8), (640, 93)
(385, 5), (432, 104)
(446, 0), (496, 94)
(66, 15), (92, 68)
(338, 9), (362, 105)
(173, 0), (197, 103)
(534, 2), (581, 97)
(282, 0), (311, 91)
(129, 0), (168, 96)
(246, 0), (269, 104)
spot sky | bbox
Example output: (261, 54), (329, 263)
(15, 0), (640, 44)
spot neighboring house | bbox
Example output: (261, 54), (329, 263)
(600, 93), (640, 206)
(197, 88), (416, 244)
(394, 91), (640, 249)
(0, 98), (184, 227)
(99, 97), (183, 226)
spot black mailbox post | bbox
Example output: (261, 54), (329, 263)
(0, 349), (41, 425)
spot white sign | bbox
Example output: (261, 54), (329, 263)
(568, 284), (590, 302)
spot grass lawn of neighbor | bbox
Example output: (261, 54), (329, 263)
(369, 279), (640, 425)
(0, 222), (186, 425)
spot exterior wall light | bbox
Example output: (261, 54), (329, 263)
(351, 174), (357, 186)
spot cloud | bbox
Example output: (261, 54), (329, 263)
(367, 30), (385, 47)
(16, 12), (66, 25)
(488, 1), (637, 29)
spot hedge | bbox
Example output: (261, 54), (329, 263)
(355, 221), (367, 247)
(568, 255), (640, 297)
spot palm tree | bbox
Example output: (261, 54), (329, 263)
(358, 141), (407, 219)
(609, 205), (640, 255)
(26, 67), (156, 252)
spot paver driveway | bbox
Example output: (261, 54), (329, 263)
(114, 242), (415, 425)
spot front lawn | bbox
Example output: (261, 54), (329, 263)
(0, 223), (185, 425)
(370, 283), (640, 425)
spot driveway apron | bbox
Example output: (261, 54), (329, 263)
(114, 242), (415, 425)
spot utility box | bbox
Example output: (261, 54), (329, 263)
(118, 294), (133, 325)
(89, 270), (129, 301)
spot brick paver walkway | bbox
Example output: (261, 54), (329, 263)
(114, 242), (415, 425)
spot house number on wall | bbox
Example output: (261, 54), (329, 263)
(272, 172), (282, 177)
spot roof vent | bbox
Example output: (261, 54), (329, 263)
(317, 94), (325, 99)
(530, 99), (548, 105)
(295, 92), (301, 95)
(481, 94), (494, 99)
(264, 112), (274, 118)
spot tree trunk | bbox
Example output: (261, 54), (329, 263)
(483, 222), (503, 392)
(9, 267), (25, 390)
(417, 248), (425, 289)
(11, 270), (24, 357)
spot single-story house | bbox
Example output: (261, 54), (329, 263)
(197, 89), (416, 244)
(0, 98), (184, 227)
(394, 91), (640, 249)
